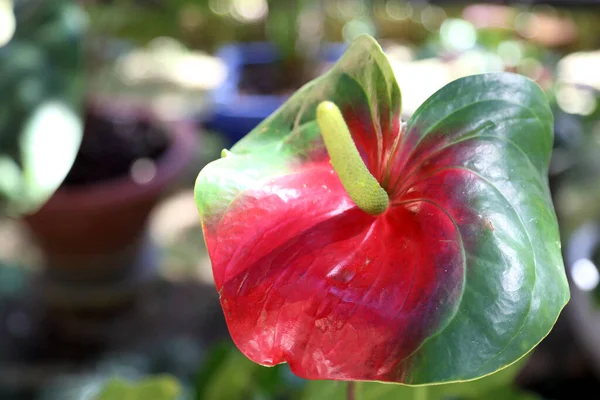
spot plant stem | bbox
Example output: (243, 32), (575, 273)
(347, 381), (356, 400)
(414, 386), (428, 400)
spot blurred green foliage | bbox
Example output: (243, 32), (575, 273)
(195, 342), (305, 400)
(552, 87), (600, 236)
(96, 375), (183, 400)
(0, 0), (85, 215)
(85, 0), (267, 52)
(301, 359), (536, 400)
(190, 341), (535, 400)
(302, 382), (539, 400)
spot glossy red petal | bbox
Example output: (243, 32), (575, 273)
(206, 163), (464, 381)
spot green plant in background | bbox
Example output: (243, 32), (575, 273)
(0, 0), (85, 216)
(96, 375), (183, 400)
(301, 360), (538, 400)
(266, 0), (327, 84)
(195, 342), (305, 400)
(85, 0), (270, 53)
(85, 0), (199, 47)
(193, 342), (539, 400)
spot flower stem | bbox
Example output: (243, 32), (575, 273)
(347, 381), (356, 400)
(316, 101), (389, 215)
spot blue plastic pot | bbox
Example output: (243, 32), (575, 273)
(205, 42), (347, 145)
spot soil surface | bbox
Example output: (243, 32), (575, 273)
(62, 108), (170, 186)
(238, 62), (301, 97)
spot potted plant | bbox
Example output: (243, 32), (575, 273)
(23, 99), (197, 311)
(0, 0), (90, 363)
(206, 0), (348, 144)
(0, 0), (199, 312)
(194, 35), (569, 398)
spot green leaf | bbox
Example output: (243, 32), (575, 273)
(468, 386), (541, 400)
(396, 73), (569, 383)
(195, 343), (258, 400)
(95, 375), (182, 400)
(0, 0), (85, 216)
(195, 342), (305, 400)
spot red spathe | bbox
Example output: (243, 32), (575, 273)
(206, 162), (465, 381)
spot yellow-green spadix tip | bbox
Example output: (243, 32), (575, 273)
(316, 101), (389, 215)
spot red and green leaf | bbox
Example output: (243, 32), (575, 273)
(194, 35), (569, 384)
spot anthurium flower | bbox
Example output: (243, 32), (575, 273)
(195, 35), (569, 385)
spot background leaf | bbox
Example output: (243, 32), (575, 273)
(302, 358), (534, 400)
(0, 0), (85, 215)
(195, 343), (305, 400)
(96, 375), (182, 400)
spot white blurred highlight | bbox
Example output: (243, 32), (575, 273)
(571, 258), (600, 292)
(0, 0), (15, 47)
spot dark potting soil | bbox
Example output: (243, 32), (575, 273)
(237, 62), (300, 96)
(62, 109), (170, 186)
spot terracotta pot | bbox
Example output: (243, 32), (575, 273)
(23, 101), (197, 309)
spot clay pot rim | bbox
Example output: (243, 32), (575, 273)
(34, 97), (198, 214)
